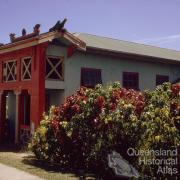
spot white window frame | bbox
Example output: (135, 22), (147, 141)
(45, 56), (64, 81)
(3, 60), (17, 82)
(21, 57), (32, 81)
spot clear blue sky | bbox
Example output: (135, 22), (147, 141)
(0, 0), (180, 50)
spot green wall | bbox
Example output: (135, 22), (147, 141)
(46, 44), (180, 99)
(65, 51), (180, 96)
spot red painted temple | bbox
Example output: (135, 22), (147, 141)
(1, 21), (179, 144)
(0, 22), (85, 143)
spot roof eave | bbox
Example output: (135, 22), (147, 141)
(85, 46), (180, 65)
(63, 31), (86, 51)
(0, 31), (86, 54)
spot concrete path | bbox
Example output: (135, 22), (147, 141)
(0, 163), (43, 180)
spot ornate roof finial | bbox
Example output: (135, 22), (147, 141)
(49, 18), (67, 32)
(9, 33), (16, 43)
(33, 24), (41, 34)
(22, 28), (27, 36)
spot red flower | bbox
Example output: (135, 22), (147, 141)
(171, 84), (180, 96)
(108, 102), (117, 111)
(71, 104), (81, 114)
(77, 87), (87, 96)
(94, 96), (105, 109)
(119, 88), (126, 97)
(63, 102), (70, 112)
(53, 107), (60, 116)
(51, 118), (59, 129)
(111, 90), (120, 103)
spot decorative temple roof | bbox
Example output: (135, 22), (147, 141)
(1, 20), (180, 65)
(0, 20), (86, 54)
(9, 24), (41, 43)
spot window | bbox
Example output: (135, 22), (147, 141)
(156, 75), (169, 86)
(45, 56), (64, 80)
(81, 68), (102, 88)
(123, 72), (139, 90)
(3, 60), (17, 82)
(21, 57), (32, 80)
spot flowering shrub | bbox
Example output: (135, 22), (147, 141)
(137, 83), (180, 178)
(29, 82), (180, 178)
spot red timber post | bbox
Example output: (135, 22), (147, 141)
(14, 91), (21, 144)
(30, 43), (48, 133)
(0, 91), (6, 143)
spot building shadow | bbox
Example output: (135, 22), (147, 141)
(0, 144), (123, 180)
(0, 142), (21, 152)
(22, 154), (97, 180)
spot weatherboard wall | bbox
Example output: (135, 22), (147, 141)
(45, 45), (66, 89)
(65, 51), (180, 96)
(44, 44), (180, 98)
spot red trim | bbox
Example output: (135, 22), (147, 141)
(12, 32), (39, 43)
(67, 45), (75, 58)
(20, 124), (30, 130)
(0, 42), (48, 143)
(0, 94), (6, 142)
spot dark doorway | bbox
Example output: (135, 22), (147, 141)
(5, 91), (16, 142)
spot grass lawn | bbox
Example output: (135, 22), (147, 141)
(0, 145), (95, 180)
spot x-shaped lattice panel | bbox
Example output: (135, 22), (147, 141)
(4, 60), (17, 82)
(22, 58), (31, 80)
(45, 56), (64, 80)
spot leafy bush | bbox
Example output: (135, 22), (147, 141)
(29, 82), (180, 178)
(137, 83), (180, 178)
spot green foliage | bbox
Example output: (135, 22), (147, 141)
(138, 83), (180, 177)
(29, 82), (180, 178)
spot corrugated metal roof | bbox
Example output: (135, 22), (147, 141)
(74, 33), (180, 62)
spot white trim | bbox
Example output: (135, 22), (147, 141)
(45, 56), (64, 80)
(3, 60), (17, 82)
(21, 57), (32, 81)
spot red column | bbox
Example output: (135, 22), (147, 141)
(14, 91), (21, 144)
(38, 44), (46, 124)
(30, 94), (39, 129)
(30, 43), (47, 130)
(0, 91), (6, 143)
(0, 61), (2, 83)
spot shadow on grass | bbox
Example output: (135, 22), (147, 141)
(0, 142), (21, 152)
(22, 155), (98, 180)
(0, 143), (119, 180)
(22, 155), (123, 180)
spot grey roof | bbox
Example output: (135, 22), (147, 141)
(74, 33), (180, 62)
